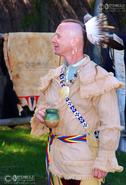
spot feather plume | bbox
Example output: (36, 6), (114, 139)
(84, 13), (123, 49)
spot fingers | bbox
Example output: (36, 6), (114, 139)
(93, 168), (107, 179)
(34, 107), (46, 123)
(35, 113), (44, 122)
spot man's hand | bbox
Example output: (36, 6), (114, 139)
(93, 168), (107, 179)
(34, 106), (46, 123)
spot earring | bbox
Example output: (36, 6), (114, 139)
(72, 49), (75, 55)
(72, 48), (78, 55)
(75, 48), (78, 53)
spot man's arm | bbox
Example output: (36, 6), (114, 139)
(93, 89), (123, 175)
(30, 93), (49, 136)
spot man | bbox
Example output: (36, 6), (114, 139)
(31, 19), (123, 185)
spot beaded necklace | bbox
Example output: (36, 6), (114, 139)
(59, 67), (88, 129)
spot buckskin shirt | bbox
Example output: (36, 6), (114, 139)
(31, 55), (123, 181)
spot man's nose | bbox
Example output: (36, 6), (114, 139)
(52, 35), (57, 43)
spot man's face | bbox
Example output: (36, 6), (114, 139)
(51, 23), (75, 57)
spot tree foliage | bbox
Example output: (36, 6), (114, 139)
(0, 0), (125, 34)
(0, 0), (93, 32)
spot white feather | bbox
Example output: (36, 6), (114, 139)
(85, 16), (101, 45)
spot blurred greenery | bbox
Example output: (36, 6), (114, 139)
(0, 126), (125, 185)
(0, 125), (48, 184)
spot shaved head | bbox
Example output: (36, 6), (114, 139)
(58, 22), (84, 39)
(52, 19), (85, 64)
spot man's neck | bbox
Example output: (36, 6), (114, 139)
(64, 52), (84, 65)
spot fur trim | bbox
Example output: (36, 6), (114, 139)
(49, 165), (96, 180)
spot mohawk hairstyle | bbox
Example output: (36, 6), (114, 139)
(61, 19), (86, 32)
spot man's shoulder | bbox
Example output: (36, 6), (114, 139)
(50, 65), (63, 74)
(79, 60), (123, 97)
(80, 59), (110, 80)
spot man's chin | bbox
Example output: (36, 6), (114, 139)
(54, 51), (60, 56)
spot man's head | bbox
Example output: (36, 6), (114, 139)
(52, 19), (86, 58)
